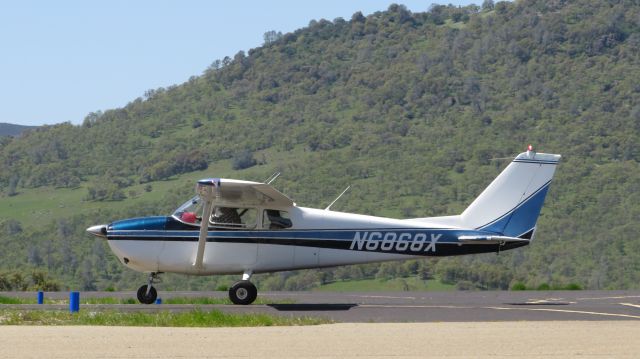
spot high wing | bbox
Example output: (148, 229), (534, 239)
(193, 178), (294, 270)
(196, 178), (294, 208)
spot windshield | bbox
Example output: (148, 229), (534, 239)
(173, 195), (203, 221)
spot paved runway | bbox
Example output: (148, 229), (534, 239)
(3, 290), (640, 322)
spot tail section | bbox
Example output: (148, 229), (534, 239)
(460, 150), (561, 237)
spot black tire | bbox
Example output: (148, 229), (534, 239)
(137, 285), (157, 304)
(229, 280), (257, 305)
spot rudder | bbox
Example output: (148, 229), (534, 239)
(460, 150), (560, 237)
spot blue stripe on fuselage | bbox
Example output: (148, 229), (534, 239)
(109, 228), (467, 242)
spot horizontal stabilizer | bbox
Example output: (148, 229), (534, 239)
(458, 235), (530, 245)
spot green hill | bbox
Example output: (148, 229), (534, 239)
(1, 0), (639, 291)
(0, 123), (36, 137)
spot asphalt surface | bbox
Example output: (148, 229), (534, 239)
(3, 290), (640, 322)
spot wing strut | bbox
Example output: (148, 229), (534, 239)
(193, 178), (220, 270)
(194, 197), (214, 269)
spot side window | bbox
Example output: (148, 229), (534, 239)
(263, 210), (292, 230)
(209, 207), (257, 229)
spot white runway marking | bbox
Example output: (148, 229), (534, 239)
(360, 304), (640, 319)
(352, 295), (417, 300)
(361, 304), (474, 309)
(577, 295), (640, 300)
(524, 299), (576, 304)
(620, 303), (640, 309)
(486, 306), (640, 320)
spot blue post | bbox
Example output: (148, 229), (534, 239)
(37, 291), (44, 305)
(69, 291), (80, 313)
(155, 298), (162, 305)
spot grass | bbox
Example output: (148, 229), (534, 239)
(313, 277), (456, 292)
(442, 19), (467, 30)
(0, 296), (132, 305)
(81, 297), (138, 304)
(0, 296), (294, 305)
(0, 296), (26, 304)
(0, 309), (330, 327)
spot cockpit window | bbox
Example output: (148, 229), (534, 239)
(172, 196), (257, 229)
(263, 210), (292, 229)
(210, 207), (257, 229)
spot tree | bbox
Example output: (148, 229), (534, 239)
(6, 175), (18, 196)
(263, 30), (283, 45)
(208, 59), (222, 72)
(80, 258), (97, 290)
(82, 110), (102, 127)
(351, 11), (365, 23)
(28, 246), (43, 266)
(3, 219), (22, 235)
(482, 0), (494, 11)
(232, 150), (257, 170)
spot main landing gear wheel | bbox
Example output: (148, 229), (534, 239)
(137, 285), (157, 304)
(229, 280), (257, 305)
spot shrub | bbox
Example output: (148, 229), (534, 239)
(455, 280), (475, 290)
(511, 282), (527, 291)
(232, 150), (257, 170)
(537, 283), (551, 290)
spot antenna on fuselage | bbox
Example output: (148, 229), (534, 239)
(325, 185), (351, 211)
(264, 172), (281, 184)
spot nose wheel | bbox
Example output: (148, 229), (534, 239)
(229, 280), (257, 305)
(137, 272), (161, 304)
(137, 284), (157, 304)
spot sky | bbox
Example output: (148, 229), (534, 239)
(1, 1), (475, 126)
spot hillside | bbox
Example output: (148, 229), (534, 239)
(0, 123), (36, 137)
(1, 0), (639, 291)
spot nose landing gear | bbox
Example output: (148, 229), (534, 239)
(137, 272), (161, 304)
(229, 270), (257, 305)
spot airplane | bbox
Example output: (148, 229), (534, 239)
(87, 147), (560, 305)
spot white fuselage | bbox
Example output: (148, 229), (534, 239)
(106, 206), (456, 275)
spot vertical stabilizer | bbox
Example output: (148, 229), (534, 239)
(460, 151), (560, 237)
